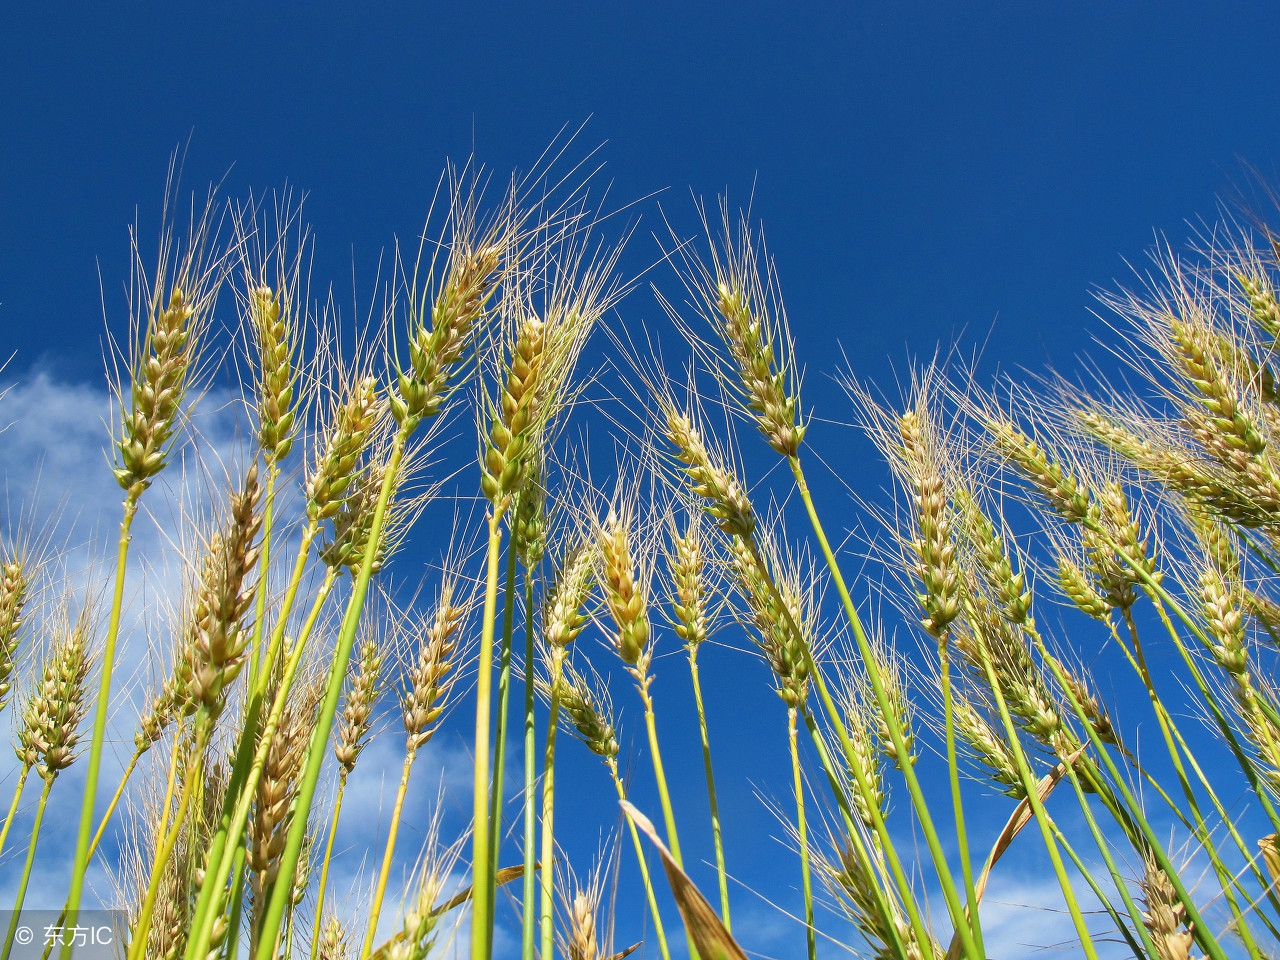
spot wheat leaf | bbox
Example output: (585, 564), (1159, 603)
(621, 800), (747, 960)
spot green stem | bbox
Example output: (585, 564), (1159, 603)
(311, 773), (349, 960)
(639, 683), (701, 960)
(253, 428), (411, 959)
(688, 651), (730, 928)
(0, 765), (29, 860)
(131, 716), (211, 960)
(363, 746), (418, 958)
(975, 655), (1098, 960)
(1047, 816), (1149, 960)
(88, 748), (143, 860)
(799, 707), (910, 960)
(1105, 579), (1280, 932)
(1150, 596), (1280, 835)
(488, 542), (520, 936)
(743, 536), (931, 958)
(788, 708), (815, 960)
(1121, 743), (1280, 944)
(1154, 716), (1280, 934)
(64, 490), (139, 954)
(540, 651), (563, 960)
(470, 513), (504, 960)
(1101, 527), (1280, 828)
(1128, 588), (1280, 846)
(939, 637), (983, 959)
(1058, 741), (1166, 959)
(787, 456), (982, 960)
(1117, 611), (1264, 958)
(638, 685), (683, 866)
(608, 758), (671, 960)
(521, 575), (537, 960)
(1038, 643), (1232, 960)
(1, 777), (52, 960)
(226, 844), (250, 960)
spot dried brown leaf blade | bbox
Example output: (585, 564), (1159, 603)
(620, 800), (747, 960)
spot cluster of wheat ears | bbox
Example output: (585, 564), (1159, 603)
(4, 152), (1280, 960)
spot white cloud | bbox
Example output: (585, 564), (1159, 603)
(0, 370), (249, 909)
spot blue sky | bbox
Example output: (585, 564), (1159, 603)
(3, 3), (1280, 957)
(8, 3), (1280, 383)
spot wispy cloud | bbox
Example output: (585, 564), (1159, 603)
(0, 369), (248, 908)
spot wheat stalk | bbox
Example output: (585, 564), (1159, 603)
(538, 535), (598, 960)
(364, 582), (467, 958)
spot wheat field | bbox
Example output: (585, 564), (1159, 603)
(2, 151), (1279, 960)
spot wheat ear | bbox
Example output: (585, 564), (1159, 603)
(312, 634), (384, 958)
(68, 187), (225, 950)
(5, 601), (95, 960)
(0, 554), (30, 717)
(664, 504), (731, 928)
